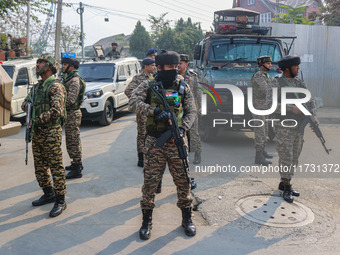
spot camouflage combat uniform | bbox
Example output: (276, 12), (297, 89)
(267, 75), (317, 180)
(184, 70), (202, 153)
(63, 70), (85, 164)
(125, 72), (149, 153)
(106, 50), (120, 59)
(129, 76), (196, 210)
(22, 76), (66, 195)
(251, 70), (271, 151)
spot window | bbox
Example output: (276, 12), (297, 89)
(118, 65), (126, 76)
(208, 41), (282, 63)
(78, 63), (115, 82)
(16, 68), (29, 86)
(313, 2), (317, 8)
(260, 12), (272, 23)
(247, 0), (255, 5)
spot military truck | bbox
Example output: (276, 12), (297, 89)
(193, 8), (295, 141)
(0, 65), (21, 139)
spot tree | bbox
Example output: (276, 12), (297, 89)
(147, 13), (171, 44)
(0, 0), (58, 22)
(272, 4), (314, 25)
(153, 17), (203, 59)
(129, 21), (152, 59)
(322, 0), (340, 26)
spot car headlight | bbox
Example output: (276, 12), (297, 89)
(86, 89), (103, 99)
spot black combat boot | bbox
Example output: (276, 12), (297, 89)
(156, 180), (162, 194)
(49, 194), (67, 217)
(66, 163), (83, 179)
(137, 152), (144, 167)
(65, 163), (84, 171)
(181, 208), (196, 236)
(255, 150), (272, 166)
(283, 185), (294, 203)
(32, 186), (56, 206)
(139, 209), (153, 240)
(193, 151), (201, 164)
(263, 150), (273, 159)
(279, 181), (300, 197)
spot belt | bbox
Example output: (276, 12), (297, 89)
(147, 131), (162, 138)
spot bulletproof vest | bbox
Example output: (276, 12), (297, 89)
(251, 71), (271, 99)
(33, 77), (66, 127)
(146, 79), (185, 133)
(63, 71), (86, 111)
(276, 76), (305, 121)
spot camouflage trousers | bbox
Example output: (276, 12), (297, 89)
(252, 114), (268, 151)
(65, 109), (82, 164)
(32, 125), (66, 195)
(188, 115), (201, 153)
(136, 113), (147, 153)
(141, 135), (192, 210)
(274, 122), (304, 180)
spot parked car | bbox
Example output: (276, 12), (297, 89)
(78, 57), (140, 125)
(1, 58), (38, 118)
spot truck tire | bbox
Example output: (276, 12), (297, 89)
(99, 100), (114, 126)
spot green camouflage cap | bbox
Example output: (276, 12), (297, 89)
(37, 54), (59, 74)
(180, 54), (189, 62)
(257, 56), (272, 66)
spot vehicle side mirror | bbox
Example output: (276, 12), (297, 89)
(117, 75), (127, 82)
(194, 45), (202, 60)
(15, 79), (29, 86)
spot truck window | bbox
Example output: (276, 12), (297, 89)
(209, 41), (282, 62)
(2, 65), (14, 78)
(16, 68), (29, 86)
(118, 65), (126, 76)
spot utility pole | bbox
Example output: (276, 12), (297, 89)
(77, 2), (85, 59)
(26, 1), (31, 55)
(55, 0), (63, 62)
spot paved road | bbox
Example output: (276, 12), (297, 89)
(0, 111), (339, 255)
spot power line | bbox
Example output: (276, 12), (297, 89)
(172, 0), (214, 15)
(145, 0), (211, 23)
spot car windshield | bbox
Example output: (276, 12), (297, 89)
(78, 63), (115, 82)
(2, 65), (14, 78)
(209, 40), (282, 62)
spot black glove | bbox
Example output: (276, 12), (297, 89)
(179, 127), (186, 136)
(154, 107), (169, 122)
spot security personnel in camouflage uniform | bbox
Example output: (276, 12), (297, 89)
(129, 50), (197, 240)
(125, 57), (156, 167)
(146, 48), (158, 59)
(267, 56), (318, 203)
(22, 55), (67, 217)
(61, 57), (86, 179)
(251, 56), (273, 166)
(105, 42), (120, 59)
(178, 54), (202, 164)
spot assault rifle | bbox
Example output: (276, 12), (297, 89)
(150, 81), (191, 185)
(298, 103), (331, 154)
(25, 85), (35, 165)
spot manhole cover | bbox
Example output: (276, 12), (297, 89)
(235, 195), (314, 227)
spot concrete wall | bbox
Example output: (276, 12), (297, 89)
(261, 22), (340, 107)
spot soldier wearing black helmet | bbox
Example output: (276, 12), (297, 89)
(61, 57), (86, 179)
(267, 55), (318, 203)
(105, 42), (120, 59)
(21, 54), (67, 217)
(129, 50), (197, 240)
(251, 56), (273, 166)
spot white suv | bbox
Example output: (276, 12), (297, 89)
(1, 58), (38, 118)
(78, 57), (140, 125)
